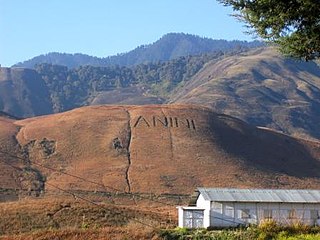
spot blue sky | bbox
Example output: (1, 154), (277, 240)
(0, 0), (254, 67)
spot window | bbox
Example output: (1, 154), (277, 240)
(264, 209), (273, 219)
(183, 210), (204, 228)
(224, 205), (234, 217)
(212, 202), (223, 213)
(241, 209), (250, 219)
(311, 210), (319, 220)
(288, 209), (296, 219)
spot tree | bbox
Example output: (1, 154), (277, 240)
(218, 0), (320, 61)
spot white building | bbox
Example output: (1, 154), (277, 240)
(178, 188), (320, 228)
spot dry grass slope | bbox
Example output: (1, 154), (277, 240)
(171, 47), (320, 140)
(0, 104), (319, 197)
(0, 196), (166, 240)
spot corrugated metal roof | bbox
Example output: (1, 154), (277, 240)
(198, 188), (320, 203)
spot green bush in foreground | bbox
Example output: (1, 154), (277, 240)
(159, 222), (320, 240)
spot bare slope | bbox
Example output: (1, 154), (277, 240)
(170, 47), (320, 140)
(91, 86), (165, 106)
(0, 105), (320, 197)
(0, 116), (21, 195)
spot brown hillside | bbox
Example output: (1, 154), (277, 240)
(91, 86), (165, 105)
(0, 105), (320, 198)
(0, 116), (21, 199)
(170, 47), (320, 140)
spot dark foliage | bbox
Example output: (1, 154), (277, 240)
(34, 52), (226, 112)
(218, 0), (320, 61)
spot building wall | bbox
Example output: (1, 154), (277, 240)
(197, 194), (211, 227)
(208, 201), (320, 227)
(178, 207), (184, 228)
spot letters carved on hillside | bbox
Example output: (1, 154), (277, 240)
(133, 116), (196, 130)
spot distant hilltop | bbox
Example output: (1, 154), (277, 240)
(13, 32), (263, 68)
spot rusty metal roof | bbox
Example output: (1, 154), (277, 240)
(198, 188), (320, 203)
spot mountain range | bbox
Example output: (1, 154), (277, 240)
(2, 33), (320, 141)
(2, 49), (320, 140)
(13, 33), (263, 68)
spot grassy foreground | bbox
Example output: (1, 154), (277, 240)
(0, 195), (176, 240)
(0, 226), (160, 240)
(2, 196), (320, 239)
(160, 222), (320, 240)
(3, 227), (320, 240)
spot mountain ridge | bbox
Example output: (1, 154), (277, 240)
(13, 33), (263, 68)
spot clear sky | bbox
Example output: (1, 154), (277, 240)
(0, 0), (253, 67)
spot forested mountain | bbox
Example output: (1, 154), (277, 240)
(13, 33), (263, 68)
(2, 51), (224, 116)
(13, 53), (103, 69)
(101, 33), (263, 66)
(34, 52), (223, 113)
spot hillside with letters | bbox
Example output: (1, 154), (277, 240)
(1, 104), (320, 199)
